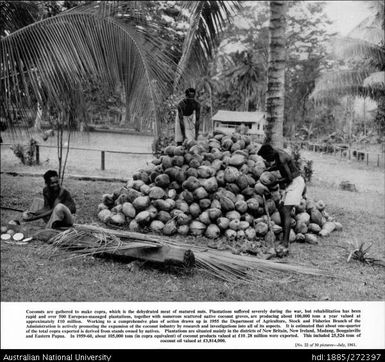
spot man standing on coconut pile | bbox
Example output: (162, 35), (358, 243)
(22, 170), (76, 229)
(257, 144), (306, 256)
(175, 88), (201, 146)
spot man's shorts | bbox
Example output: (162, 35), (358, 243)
(283, 176), (305, 206)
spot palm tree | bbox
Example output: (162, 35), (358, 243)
(264, 1), (288, 148)
(311, 2), (384, 107)
(223, 51), (264, 112)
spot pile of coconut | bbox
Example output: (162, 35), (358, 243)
(96, 132), (342, 254)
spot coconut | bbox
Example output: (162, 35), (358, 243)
(181, 190), (194, 204)
(190, 221), (207, 236)
(229, 154), (246, 167)
(226, 210), (241, 221)
(173, 156), (185, 167)
(205, 224), (221, 239)
(97, 203), (109, 212)
(219, 196), (235, 212)
(129, 220), (140, 232)
(211, 199), (222, 210)
(217, 217), (230, 231)
(140, 184), (151, 195)
(207, 208), (222, 221)
(199, 198), (211, 210)
(334, 222), (343, 231)
(259, 171), (277, 187)
(243, 213), (254, 224)
(226, 183), (240, 195)
(245, 227), (256, 241)
(296, 212), (310, 225)
(176, 213), (191, 226)
(305, 233), (318, 244)
(132, 180), (145, 191)
(126, 189), (142, 203)
(164, 145), (176, 156)
(189, 203), (201, 218)
(146, 205), (158, 219)
(161, 156), (173, 170)
(254, 182), (269, 195)
(272, 224), (283, 234)
(98, 209), (112, 223)
(247, 198), (259, 212)
(310, 209), (323, 226)
(224, 229), (236, 241)
(295, 223), (308, 234)
(316, 200), (326, 211)
(271, 211), (281, 225)
(111, 204), (123, 214)
(255, 222), (268, 235)
(229, 219), (240, 231)
(149, 186), (166, 200)
(241, 186), (254, 198)
(162, 220), (177, 235)
(102, 194), (115, 207)
(183, 176), (200, 191)
(168, 189), (177, 200)
(239, 221), (250, 230)
(177, 225), (189, 236)
(216, 170), (225, 186)
(133, 196), (150, 211)
(155, 174), (170, 188)
(199, 211), (211, 225)
(1, 233), (11, 241)
(157, 210), (171, 224)
(265, 199), (277, 214)
(135, 211), (151, 225)
(109, 213), (125, 225)
(235, 200), (248, 214)
(224, 166), (239, 183)
(201, 177), (218, 193)
(236, 174), (249, 190)
(295, 199), (307, 213)
(308, 223), (321, 234)
(122, 202), (136, 219)
(175, 200), (189, 214)
(12, 233), (24, 241)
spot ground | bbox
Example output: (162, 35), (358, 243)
(1, 139), (384, 301)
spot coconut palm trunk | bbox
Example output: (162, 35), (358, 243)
(265, 1), (288, 148)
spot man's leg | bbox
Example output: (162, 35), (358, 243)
(280, 204), (293, 248)
(45, 203), (74, 229)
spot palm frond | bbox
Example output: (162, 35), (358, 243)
(0, 1), (39, 37)
(39, 224), (337, 284)
(174, 1), (241, 91)
(311, 70), (385, 101)
(363, 71), (385, 87)
(1, 8), (177, 135)
(333, 37), (385, 66)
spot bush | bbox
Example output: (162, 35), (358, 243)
(11, 138), (38, 166)
(291, 143), (313, 183)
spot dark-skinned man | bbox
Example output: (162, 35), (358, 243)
(175, 88), (201, 146)
(22, 170), (76, 229)
(257, 144), (306, 256)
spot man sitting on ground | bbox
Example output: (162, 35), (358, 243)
(257, 144), (306, 256)
(22, 170), (76, 229)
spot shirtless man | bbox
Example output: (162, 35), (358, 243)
(22, 170), (76, 229)
(175, 88), (201, 145)
(257, 144), (306, 255)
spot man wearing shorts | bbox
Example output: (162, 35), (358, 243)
(175, 88), (201, 145)
(257, 144), (306, 255)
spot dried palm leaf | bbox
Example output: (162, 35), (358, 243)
(38, 224), (336, 283)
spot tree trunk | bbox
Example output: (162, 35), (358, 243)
(265, 1), (288, 148)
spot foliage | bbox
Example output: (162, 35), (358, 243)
(291, 143), (313, 183)
(311, 1), (385, 139)
(11, 138), (38, 166)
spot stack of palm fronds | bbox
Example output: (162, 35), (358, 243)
(40, 224), (336, 283)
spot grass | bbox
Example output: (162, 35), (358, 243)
(1, 170), (384, 301)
